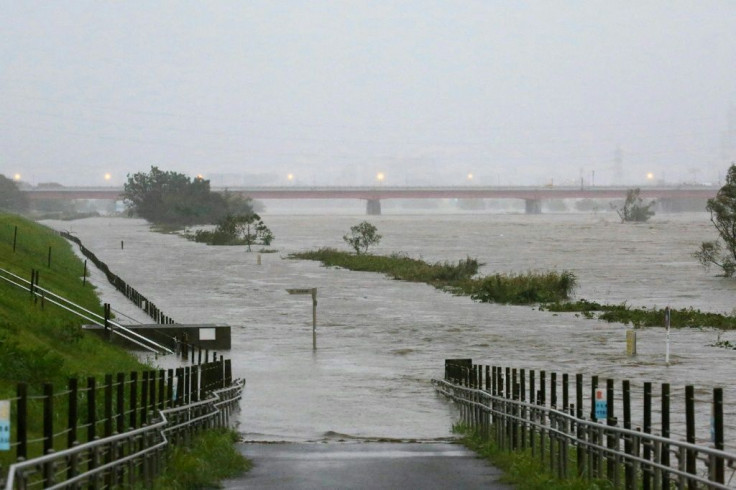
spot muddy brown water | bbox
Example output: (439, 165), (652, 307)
(44, 211), (736, 450)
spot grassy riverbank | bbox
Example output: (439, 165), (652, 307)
(290, 248), (576, 304)
(0, 213), (249, 485)
(0, 213), (147, 389)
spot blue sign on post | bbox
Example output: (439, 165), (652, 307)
(0, 400), (10, 451)
(594, 389), (607, 420)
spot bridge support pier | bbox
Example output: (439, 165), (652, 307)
(366, 199), (382, 215)
(524, 199), (542, 214)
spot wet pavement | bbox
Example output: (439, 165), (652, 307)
(223, 442), (511, 489)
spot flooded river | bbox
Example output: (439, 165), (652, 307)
(44, 209), (736, 449)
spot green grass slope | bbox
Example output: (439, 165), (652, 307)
(0, 213), (146, 391)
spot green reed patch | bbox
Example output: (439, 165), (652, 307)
(290, 248), (576, 305)
(542, 300), (736, 330)
(466, 270), (577, 305)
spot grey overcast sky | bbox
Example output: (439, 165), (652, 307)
(2, 1), (736, 187)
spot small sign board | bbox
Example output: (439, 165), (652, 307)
(594, 388), (607, 421)
(199, 327), (216, 341)
(287, 288), (314, 295)
(0, 400), (10, 451)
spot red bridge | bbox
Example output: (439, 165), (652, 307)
(25, 185), (717, 214)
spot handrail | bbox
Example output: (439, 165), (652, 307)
(434, 379), (736, 462)
(4, 417), (169, 490)
(0, 267), (173, 355)
(3, 378), (245, 489)
(433, 377), (736, 489)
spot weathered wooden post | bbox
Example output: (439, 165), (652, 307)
(67, 378), (79, 481)
(520, 368), (526, 449)
(712, 387), (724, 484)
(116, 373), (125, 434)
(606, 378), (616, 483)
(158, 370), (166, 411)
(12, 225), (17, 252)
(140, 371), (149, 425)
(167, 369), (174, 408)
(685, 385), (696, 489)
(87, 377), (97, 446)
(643, 382), (652, 490)
(661, 383), (671, 487)
(576, 373), (584, 478)
(590, 375), (599, 478)
(149, 370), (157, 414)
(104, 303), (111, 340)
(129, 372), (138, 428)
(43, 383), (54, 487)
(623, 380), (634, 490)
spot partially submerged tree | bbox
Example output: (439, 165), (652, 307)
(343, 221), (382, 254)
(192, 212), (274, 250)
(614, 188), (655, 223)
(694, 163), (736, 276)
(238, 213), (274, 251)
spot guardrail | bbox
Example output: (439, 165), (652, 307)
(433, 359), (736, 489)
(0, 267), (172, 355)
(0, 358), (241, 489)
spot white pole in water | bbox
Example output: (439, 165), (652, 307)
(665, 306), (671, 365)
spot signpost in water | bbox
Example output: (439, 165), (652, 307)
(287, 288), (318, 350)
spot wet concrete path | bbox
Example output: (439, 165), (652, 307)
(223, 442), (511, 489)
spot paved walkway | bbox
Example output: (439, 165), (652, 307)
(223, 442), (511, 489)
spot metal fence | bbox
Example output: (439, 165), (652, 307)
(1, 358), (243, 489)
(433, 359), (736, 489)
(59, 231), (175, 325)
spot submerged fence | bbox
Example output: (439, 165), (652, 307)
(59, 231), (175, 325)
(0, 357), (242, 489)
(434, 359), (736, 489)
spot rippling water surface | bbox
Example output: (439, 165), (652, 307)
(44, 210), (736, 448)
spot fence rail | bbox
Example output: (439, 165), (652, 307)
(0, 357), (240, 489)
(59, 231), (175, 325)
(0, 267), (172, 355)
(433, 359), (736, 489)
